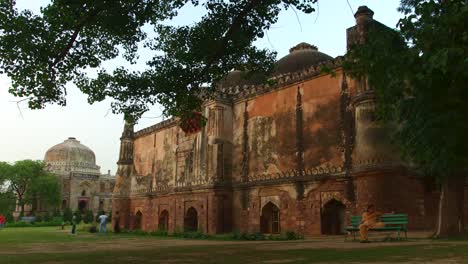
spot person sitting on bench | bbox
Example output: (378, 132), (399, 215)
(359, 204), (393, 243)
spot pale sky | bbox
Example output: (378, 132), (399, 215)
(0, 0), (401, 174)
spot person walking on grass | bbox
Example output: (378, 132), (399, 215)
(98, 211), (108, 234)
(71, 214), (77, 235)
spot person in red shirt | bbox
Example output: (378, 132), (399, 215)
(0, 214), (5, 229)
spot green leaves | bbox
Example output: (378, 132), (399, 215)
(0, 0), (317, 122)
(345, 0), (468, 176)
(0, 160), (61, 212)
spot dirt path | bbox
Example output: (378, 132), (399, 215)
(2, 235), (466, 255)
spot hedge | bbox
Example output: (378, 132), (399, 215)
(6, 218), (64, 228)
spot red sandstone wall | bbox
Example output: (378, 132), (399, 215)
(133, 126), (179, 178)
(354, 171), (427, 230)
(231, 179), (353, 236)
(232, 72), (345, 182)
(302, 72), (343, 168)
(134, 133), (156, 176)
(125, 191), (232, 234)
(124, 68), (462, 236)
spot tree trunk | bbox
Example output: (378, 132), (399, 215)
(434, 174), (465, 238)
(20, 203), (25, 216)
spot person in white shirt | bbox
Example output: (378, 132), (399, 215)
(98, 211), (108, 234)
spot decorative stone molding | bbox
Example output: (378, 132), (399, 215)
(320, 191), (343, 208)
(72, 173), (100, 181)
(132, 58), (343, 139)
(246, 165), (344, 183)
(352, 156), (404, 172)
(260, 196), (280, 212)
(134, 118), (178, 138)
(135, 175), (147, 185)
(218, 57), (343, 102)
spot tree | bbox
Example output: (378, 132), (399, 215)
(0, 0), (317, 122)
(5, 211), (14, 223)
(0, 190), (16, 216)
(26, 173), (61, 212)
(83, 209), (94, 224)
(345, 0), (468, 237)
(63, 207), (73, 223)
(43, 211), (51, 222)
(73, 210), (82, 224)
(0, 160), (61, 215)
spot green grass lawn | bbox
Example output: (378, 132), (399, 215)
(0, 224), (155, 245)
(0, 226), (467, 264)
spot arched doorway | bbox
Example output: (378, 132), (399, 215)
(321, 199), (346, 235)
(134, 211), (143, 230)
(260, 202), (280, 234)
(158, 210), (169, 231)
(78, 200), (87, 212)
(184, 207), (198, 232)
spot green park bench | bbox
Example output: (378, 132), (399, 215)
(345, 214), (408, 241)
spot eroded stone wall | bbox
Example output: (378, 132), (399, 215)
(116, 65), (463, 236)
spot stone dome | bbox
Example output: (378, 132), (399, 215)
(44, 137), (97, 170)
(217, 70), (265, 89)
(273, 42), (333, 76)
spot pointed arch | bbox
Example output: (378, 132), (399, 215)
(184, 207), (198, 232)
(134, 211), (143, 230)
(158, 210), (169, 231)
(321, 199), (346, 235)
(260, 202), (280, 234)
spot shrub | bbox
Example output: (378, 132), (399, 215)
(229, 231), (303, 241)
(83, 210), (94, 224)
(231, 230), (242, 240)
(52, 216), (63, 223)
(6, 220), (63, 227)
(43, 211), (51, 222)
(35, 215), (43, 222)
(250, 232), (265, 241)
(284, 231), (303, 240)
(73, 211), (82, 224)
(89, 226), (97, 233)
(53, 209), (62, 218)
(231, 230), (250, 240)
(5, 212), (14, 223)
(182, 231), (208, 239)
(33, 220), (62, 227)
(6, 221), (30, 227)
(133, 229), (148, 236)
(62, 208), (73, 223)
(150, 230), (169, 237)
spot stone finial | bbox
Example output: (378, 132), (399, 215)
(289, 42), (318, 53)
(354, 6), (374, 22)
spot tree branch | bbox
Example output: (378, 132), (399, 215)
(199, 0), (263, 78)
(49, 1), (142, 69)
(49, 8), (102, 69)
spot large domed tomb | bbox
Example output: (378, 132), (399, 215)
(44, 137), (101, 176)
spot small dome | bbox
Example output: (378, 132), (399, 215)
(273, 43), (333, 76)
(44, 137), (96, 167)
(217, 70), (265, 89)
